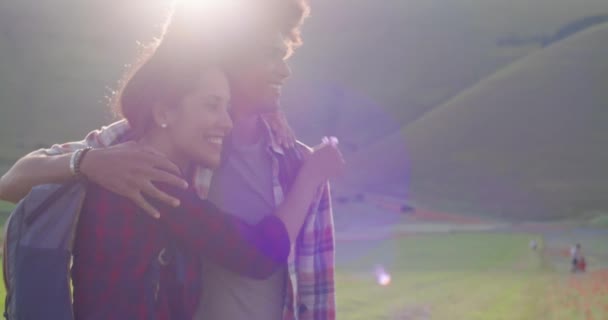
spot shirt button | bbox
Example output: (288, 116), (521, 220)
(298, 304), (308, 315)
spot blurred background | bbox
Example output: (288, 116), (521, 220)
(2, 0), (608, 220)
(1, 1), (608, 318)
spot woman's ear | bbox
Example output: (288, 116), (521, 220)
(152, 102), (175, 129)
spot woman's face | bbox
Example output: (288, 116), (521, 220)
(164, 67), (233, 169)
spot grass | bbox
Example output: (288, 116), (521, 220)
(589, 215), (608, 228)
(0, 223), (605, 318)
(0, 201), (14, 227)
(0, 201), (14, 213)
(336, 232), (608, 319)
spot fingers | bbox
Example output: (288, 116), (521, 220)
(138, 144), (165, 156)
(140, 181), (181, 207)
(144, 167), (189, 190)
(132, 192), (162, 219)
(138, 150), (183, 176)
(116, 142), (183, 176)
(321, 136), (339, 146)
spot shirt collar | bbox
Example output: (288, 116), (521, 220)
(222, 116), (285, 157)
(259, 116), (286, 156)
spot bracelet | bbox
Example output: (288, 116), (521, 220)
(69, 150), (82, 176)
(69, 147), (92, 177)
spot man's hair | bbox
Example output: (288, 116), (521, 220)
(269, 0), (311, 51)
(163, 0), (310, 56)
(111, 0), (310, 132)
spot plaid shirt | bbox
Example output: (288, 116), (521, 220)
(72, 181), (290, 320)
(46, 119), (336, 320)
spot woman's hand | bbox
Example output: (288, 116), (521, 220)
(300, 137), (345, 186)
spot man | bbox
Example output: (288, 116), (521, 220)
(0, 1), (336, 319)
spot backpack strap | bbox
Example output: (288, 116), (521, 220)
(24, 178), (81, 226)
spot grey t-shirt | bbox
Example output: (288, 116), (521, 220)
(194, 137), (286, 320)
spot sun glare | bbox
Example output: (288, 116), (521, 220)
(178, 0), (241, 13)
(175, 0), (249, 23)
(171, 0), (254, 38)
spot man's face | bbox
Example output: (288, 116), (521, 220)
(226, 33), (292, 115)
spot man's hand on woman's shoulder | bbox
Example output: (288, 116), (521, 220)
(81, 141), (189, 218)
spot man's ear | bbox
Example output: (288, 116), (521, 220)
(152, 102), (175, 129)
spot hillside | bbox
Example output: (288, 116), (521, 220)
(283, 0), (608, 148)
(345, 23), (608, 219)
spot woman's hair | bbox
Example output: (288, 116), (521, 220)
(112, 0), (310, 137)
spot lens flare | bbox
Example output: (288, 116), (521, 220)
(375, 265), (391, 286)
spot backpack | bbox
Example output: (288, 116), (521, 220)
(3, 179), (86, 320)
(2, 179), (182, 320)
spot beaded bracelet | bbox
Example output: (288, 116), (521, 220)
(69, 147), (92, 177)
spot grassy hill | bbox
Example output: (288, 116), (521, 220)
(345, 23), (608, 219)
(283, 0), (608, 148)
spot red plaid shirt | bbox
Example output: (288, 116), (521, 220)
(72, 182), (290, 320)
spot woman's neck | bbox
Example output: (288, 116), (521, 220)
(139, 131), (189, 175)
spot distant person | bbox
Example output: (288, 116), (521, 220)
(570, 243), (582, 273)
(577, 255), (587, 273)
(529, 240), (538, 251)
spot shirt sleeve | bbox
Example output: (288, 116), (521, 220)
(297, 182), (336, 320)
(43, 120), (131, 155)
(158, 187), (291, 280)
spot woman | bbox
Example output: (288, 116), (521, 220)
(69, 19), (343, 320)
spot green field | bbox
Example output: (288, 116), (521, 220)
(335, 232), (608, 319)
(0, 216), (606, 319)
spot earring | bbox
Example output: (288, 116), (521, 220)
(160, 123), (168, 128)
